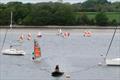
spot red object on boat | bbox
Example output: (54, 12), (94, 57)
(34, 39), (41, 58)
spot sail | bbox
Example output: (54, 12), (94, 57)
(33, 39), (41, 58)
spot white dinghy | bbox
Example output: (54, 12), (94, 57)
(106, 58), (120, 66)
(104, 26), (120, 66)
(2, 48), (25, 56)
(1, 12), (25, 56)
(2, 40), (26, 56)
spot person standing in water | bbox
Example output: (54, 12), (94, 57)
(55, 65), (60, 72)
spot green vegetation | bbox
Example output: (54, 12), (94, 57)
(76, 12), (120, 23)
(0, 0), (120, 26)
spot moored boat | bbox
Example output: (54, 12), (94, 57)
(2, 48), (25, 56)
(106, 58), (120, 66)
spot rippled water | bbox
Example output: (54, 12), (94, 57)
(0, 29), (120, 80)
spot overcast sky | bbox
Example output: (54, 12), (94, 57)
(0, 0), (120, 4)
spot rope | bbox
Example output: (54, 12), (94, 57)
(104, 26), (118, 61)
(0, 29), (9, 54)
(70, 64), (98, 74)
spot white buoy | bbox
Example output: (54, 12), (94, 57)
(98, 62), (103, 66)
(64, 74), (70, 80)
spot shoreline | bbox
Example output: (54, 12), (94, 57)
(0, 27), (120, 34)
(0, 25), (120, 29)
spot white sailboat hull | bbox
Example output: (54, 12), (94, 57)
(2, 49), (25, 56)
(106, 58), (120, 66)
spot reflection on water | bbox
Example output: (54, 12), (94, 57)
(0, 29), (120, 80)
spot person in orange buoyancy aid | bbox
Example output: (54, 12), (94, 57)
(32, 39), (41, 60)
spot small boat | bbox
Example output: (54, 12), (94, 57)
(83, 31), (92, 37)
(57, 29), (63, 36)
(2, 48), (25, 56)
(106, 58), (120, 66)
(1, 12), (25, 56)
(104, 26), (120, 66)
(63, 32), (70, 38)
(27, 33), (32, 40)
(32, 39), (41, 61)
(51, 65), (64, 77)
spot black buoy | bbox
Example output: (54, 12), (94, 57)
(51, 65), (64, 77)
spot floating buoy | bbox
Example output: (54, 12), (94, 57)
(37, 32), (42, 38)
(27, 33), (32, 40)
(65, 74), (70, 78)
(63, 32), (70, 38)
(83, 31), (92, 37)
(98, 62), (103, 66)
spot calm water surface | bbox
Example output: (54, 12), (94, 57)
(0, 29), (120, 80)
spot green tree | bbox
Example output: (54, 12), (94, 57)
(52, 3), (75, 25)
(95, 12), (109, 26)
(111, 19), (117, 26)
(76, 13), (90, 25)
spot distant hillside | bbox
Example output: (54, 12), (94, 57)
(73, 0), (120, 12)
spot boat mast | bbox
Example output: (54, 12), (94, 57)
(0, 11), (13, 53)
(10, 11), (13, 29)
(104, 26), (118, 61)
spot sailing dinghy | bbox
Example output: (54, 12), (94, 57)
(32, 39), (41, 61)
(1, 12), (25, 56)
(2, 42), (25, 56)
(104, 26), (120, 66)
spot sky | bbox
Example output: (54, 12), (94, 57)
(0, 0), (120, 4)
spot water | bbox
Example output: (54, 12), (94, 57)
(0, 29), (120, 80)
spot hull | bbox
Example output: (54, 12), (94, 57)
(2, 49), (25, 56)
(52, 71), (64, 77)
(106, 58), (120, 66)
(33, 58), (41, 63)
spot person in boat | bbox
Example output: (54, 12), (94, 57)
(10, 45), (13, 49)
(55, 65), (60, 72)
(32, 57), (35, 60)
(52, 65), (64, 77)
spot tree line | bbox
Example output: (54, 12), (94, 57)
(0, 0), (120, 26)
